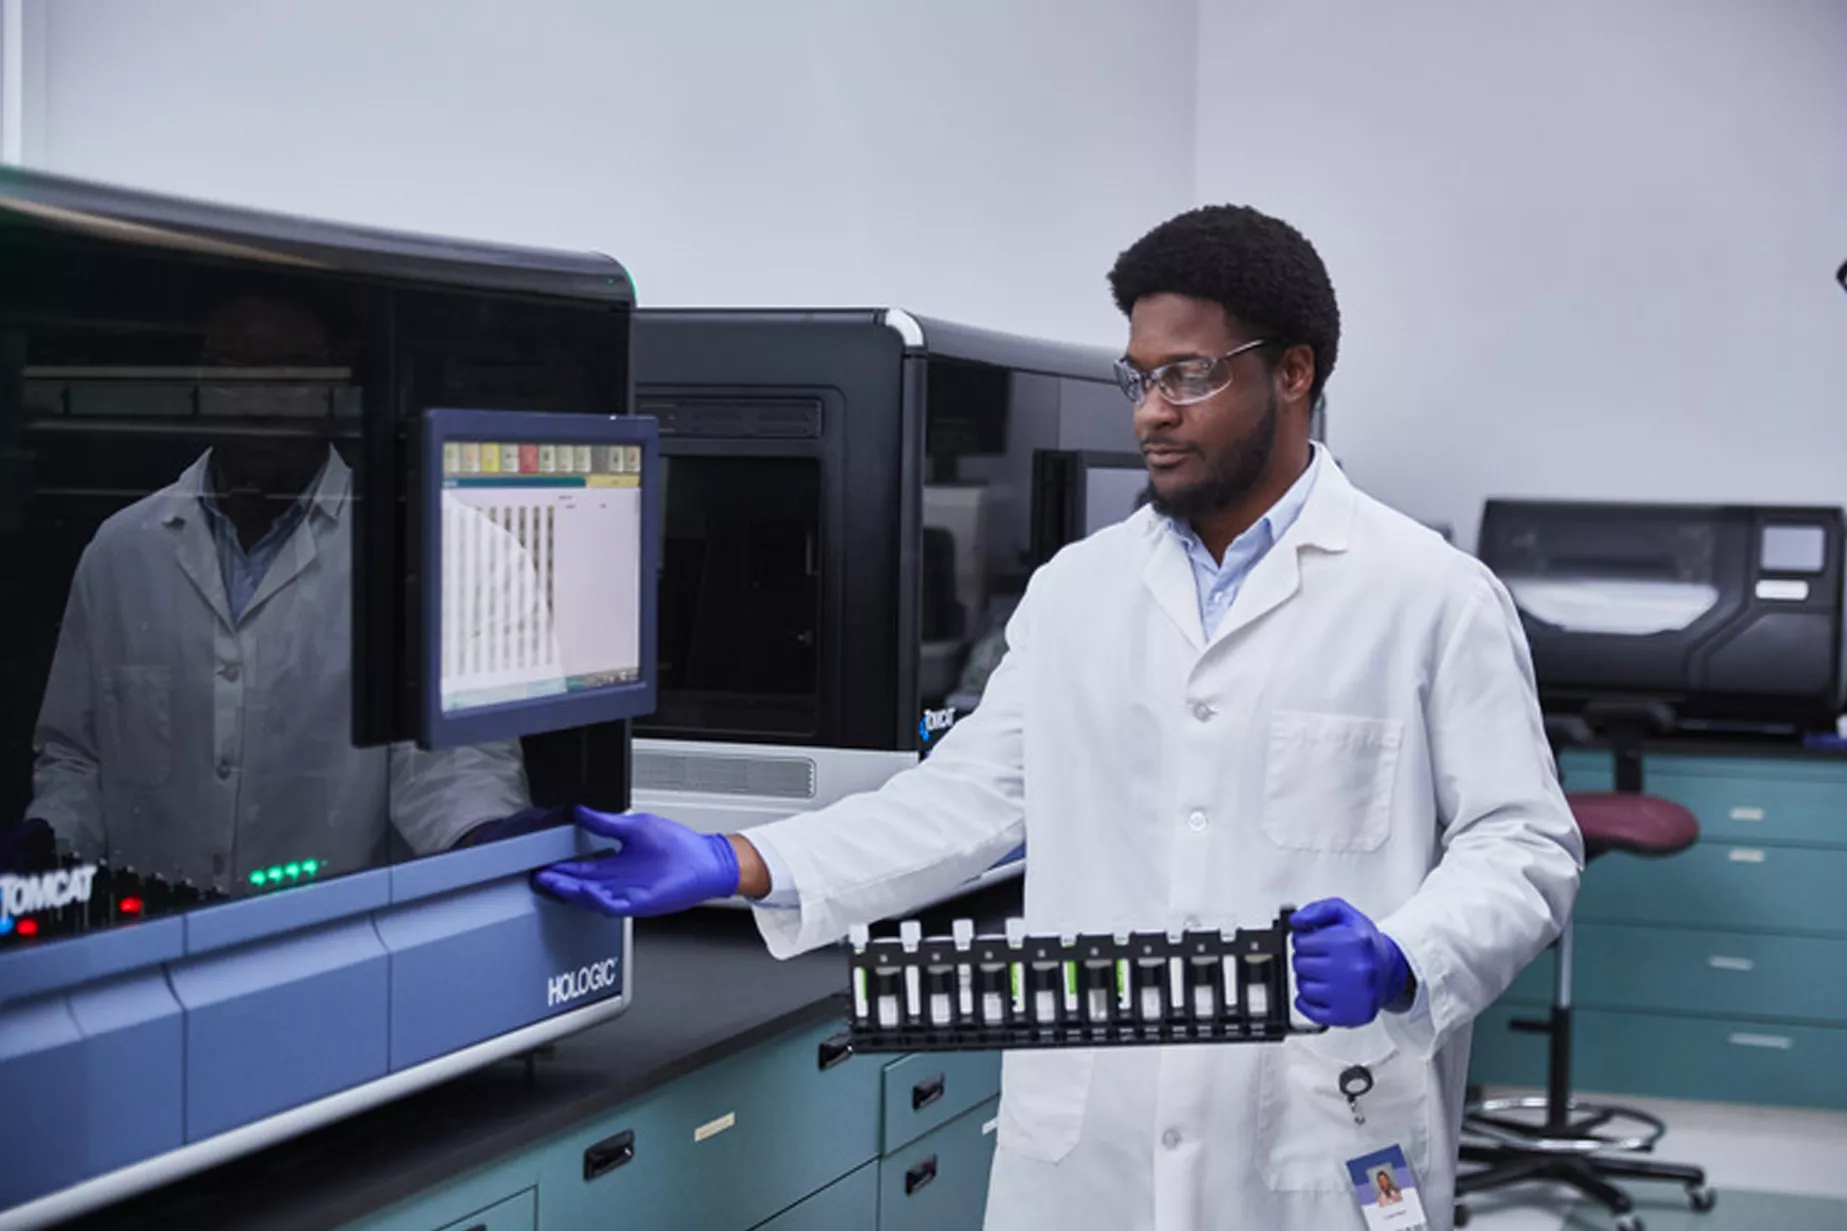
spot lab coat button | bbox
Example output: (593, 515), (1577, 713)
(1187, 809), (1208, 831)
(216, 760), (232, 780)
(1162, 1128), (1182, 1150)
(221, 663), (240, 682)
(1191, 702), (1213, 722)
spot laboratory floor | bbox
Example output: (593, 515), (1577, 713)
(1462, 1089), (1847, 1230)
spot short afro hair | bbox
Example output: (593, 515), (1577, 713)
(1108, 204), (1340, 402)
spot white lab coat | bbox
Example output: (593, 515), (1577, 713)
(749, 450), (1583, 1231)
(30, 451), (532, 893)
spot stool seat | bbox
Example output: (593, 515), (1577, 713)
(1569, 791), (1699, 859)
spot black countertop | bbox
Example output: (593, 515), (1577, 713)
(63, 879), (1025, 1231)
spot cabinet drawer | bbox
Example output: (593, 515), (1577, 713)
(1497, 925), (1847, 1024)
(551, 1017), (881, 1231)
(1554, 752), (1847, 849)
(1647, 766), (1847, 850)
(1576, 842), (1847, 936)
(881, 1050), (1002, 1153)
(1576, 924), (1847, 1024)
(436, 1190), (535, 1231)
(1470, 1006), (1847, 1111)
(879, 1097), (1000, 1231)
(750, 1161), (878, 1231)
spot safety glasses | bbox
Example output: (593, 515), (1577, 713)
(1112, 337), (1271, 407)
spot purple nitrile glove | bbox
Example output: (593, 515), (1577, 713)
(531, 807), (740, 917)
(1290, 898), (1413, 1028)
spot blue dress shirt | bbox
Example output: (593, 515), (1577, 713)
(1168, 449), (1321, 640)
(197, 459), (329, 623)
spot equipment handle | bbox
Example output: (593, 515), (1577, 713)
(905, 1155), (939, 1195)
(583, 1129), (636, 1180)
(912, 1073), (946, 1111)
(817, 1034), (854, 1070)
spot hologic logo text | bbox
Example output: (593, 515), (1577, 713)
(548, 957), (619, 1008)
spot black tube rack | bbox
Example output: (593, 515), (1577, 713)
(845, 907), (1326, 1053)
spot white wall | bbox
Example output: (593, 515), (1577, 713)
(33, 0), (1197, 348)
(1195, 0), (1847, 549)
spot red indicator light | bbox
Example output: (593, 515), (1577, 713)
(120, 897), (144, 915)
(17, 919), (38, 937)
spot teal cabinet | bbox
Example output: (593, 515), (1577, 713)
(544, 1018), (881, 1231)
(332, 1015), (1004, 1231)
(1474, 750), (1847, 1112)
(878, 1097), (1000, 1231)
(749, 1162), (878, 1231)
(879, 1050), (1002, 1153)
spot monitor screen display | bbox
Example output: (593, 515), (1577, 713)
(423, 410), (657, 748)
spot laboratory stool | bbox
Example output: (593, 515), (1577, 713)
(1454, 792), (1716, 1231)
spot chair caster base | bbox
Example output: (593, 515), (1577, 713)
(1689, 1183), (1718, 1212)
(1615, 1215), (1644, 1231)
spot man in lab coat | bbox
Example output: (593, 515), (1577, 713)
(537, 205), (1585, 1231)
(25, 297), (534, 893)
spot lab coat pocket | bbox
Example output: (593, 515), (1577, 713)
(995, 1047), (1095, 1165)
(1256, 1022), (1432, 1193)
(100, 665), (174, 786)
(1262, 712), (1403, 852)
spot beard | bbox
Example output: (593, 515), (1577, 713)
(1146, 388), (1280, 523)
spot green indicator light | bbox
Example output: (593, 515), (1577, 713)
(266, 866), (283, 884)
(285, 862), (302, 879)
(303, 860), (319, 876)
(249, 871), (265, 887)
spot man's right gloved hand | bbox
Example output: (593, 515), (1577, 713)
(531, 808), (741, 917)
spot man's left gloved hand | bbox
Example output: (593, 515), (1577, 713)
(1290, 898), (1413, 1027)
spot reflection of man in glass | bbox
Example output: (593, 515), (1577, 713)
(26, 296), (533, 893)
(1373, 1167), (1403, 1206)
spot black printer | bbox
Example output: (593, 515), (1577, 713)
(1478, 500), (1847, 733)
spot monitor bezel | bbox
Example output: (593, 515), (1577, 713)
(420, 407), (659, 750)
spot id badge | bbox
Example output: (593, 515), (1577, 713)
(1345, 1145), (1428, 1229)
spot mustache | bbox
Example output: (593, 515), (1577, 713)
(1139, 438), (1197, 454)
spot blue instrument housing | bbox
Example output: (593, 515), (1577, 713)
(0, 828), (631, 1226)
(0, 165), (643, 1230)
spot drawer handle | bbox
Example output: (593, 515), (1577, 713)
(1728, 1033), (1793, 1051)
(583, 1129), (636, 1180)
(1707, 956), (1755, 972)
(912, 1073), (947, 1111)
(1729, 806), (1766, 822)
(817, 1034), (853, 1071)
(905, 1154), (939, 1195)
(1728, 848), (1766, 864)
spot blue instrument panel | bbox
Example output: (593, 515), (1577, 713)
(0, 828), (631, 1229)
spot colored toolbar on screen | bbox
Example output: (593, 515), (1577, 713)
(443, 441), (643, 485)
